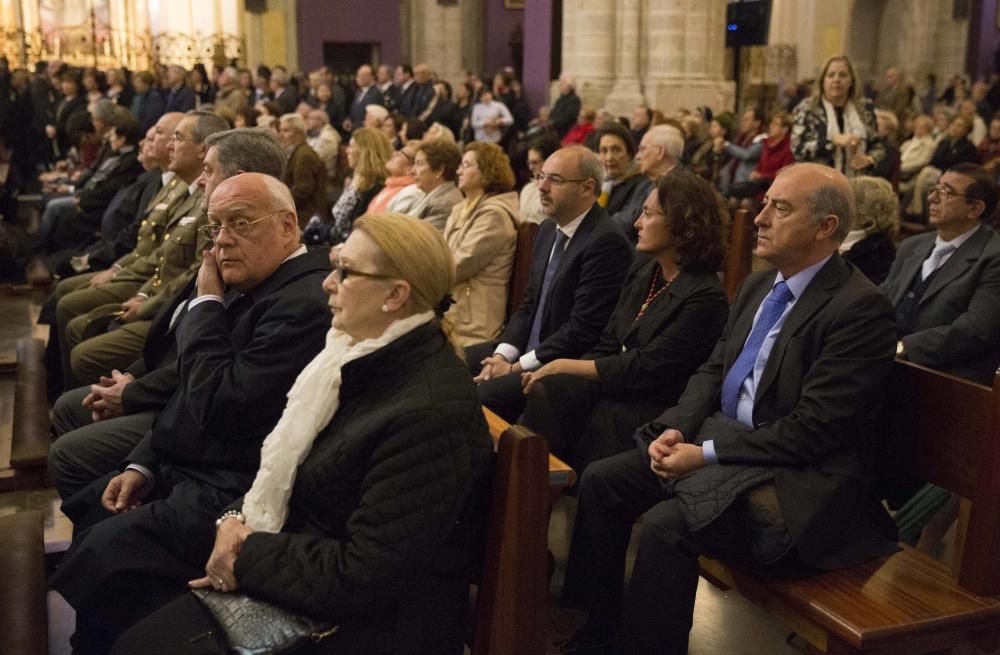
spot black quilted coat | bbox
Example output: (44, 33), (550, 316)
(231, 322), (494, 655)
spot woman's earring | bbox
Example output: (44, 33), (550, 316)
(381, 304), (390, 313)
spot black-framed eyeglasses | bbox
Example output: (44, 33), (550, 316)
(200, 211), (282, 239)
(928, 184), (974, 202)
(534, 173), (589, 187)
(332, 260), (394, 284)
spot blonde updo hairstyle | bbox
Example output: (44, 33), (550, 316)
(849, 176), (900, 238)
(352, 212), (462, 356)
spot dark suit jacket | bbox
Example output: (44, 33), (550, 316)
(649, 254), (898, 569)
(842, 231), (895, 286)
(880, 224), (1000, 385)
(86, 168), (164, 270)
(498, 204), (633, 363)
(273, 85), (300, 115)
(163, 85), (196, 113)
(283, 142), (327, 226)
(125, 248), (332, 473)
(349, 85), (385, 128)
(550, 91), (581, 138)
(77, 146), (143, 218)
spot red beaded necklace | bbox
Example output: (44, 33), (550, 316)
(633, 266), (678, 323)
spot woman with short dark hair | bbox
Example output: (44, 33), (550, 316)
(519, 169), (729, 476)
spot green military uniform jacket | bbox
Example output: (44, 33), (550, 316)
(114, 174), (188, 270)
(115, 185), (212, 320)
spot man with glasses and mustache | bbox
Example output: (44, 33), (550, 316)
(881, 162), (1000, 386)
(467, 145), (632, 422)
(50, 172), (332, 655)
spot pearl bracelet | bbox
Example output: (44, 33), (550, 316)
(215, 510), (246, 528)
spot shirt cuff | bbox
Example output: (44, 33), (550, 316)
(125, 463), (155, 486)
(188, 294), (224, 309)
(518, 350), (541, 372)
(702, 440), (718, 465)
(493, 343), (520, 364)
(136, 292), (149, 300)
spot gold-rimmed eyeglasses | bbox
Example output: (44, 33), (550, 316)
(200, 211), (282, 239)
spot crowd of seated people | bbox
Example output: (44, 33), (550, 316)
(1, 49), (999, 655)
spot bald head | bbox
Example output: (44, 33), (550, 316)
(208, 173), (300, 291)
(754, 163), (853, 277)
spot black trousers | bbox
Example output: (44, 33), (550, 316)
(50, 464), (253, 654)
(562, 448), (760, 655)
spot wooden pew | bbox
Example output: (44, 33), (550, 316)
(3, 337), (50, 491)
(699, 361), (1000, 654)
(724, 208), (753, 302)
(506, 221), (539, 320)
(0, 511), (48, 655)
(471, 409), (576, 655)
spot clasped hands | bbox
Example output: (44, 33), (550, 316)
(82, 369), (134, 422)
(647, 429), (706, 480)
(473, 353), (520, 383)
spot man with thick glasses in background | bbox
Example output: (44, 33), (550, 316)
(881, 162), (1000, 386)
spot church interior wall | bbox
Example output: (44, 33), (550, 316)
(296, 0), (403, 73)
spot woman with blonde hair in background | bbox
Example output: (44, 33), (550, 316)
(331, 127), (393, 243)
(841, 176), (898, 284)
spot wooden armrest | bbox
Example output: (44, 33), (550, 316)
(482, 407), (576, 489)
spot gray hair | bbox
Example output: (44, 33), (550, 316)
(279, 113), (307, 134)
(808, 179), (854, 242)
(564, 145), (603, 197)
(186, 110), (230, 145)
(645, 124), (685, 162)
(204, 127), (287, 179)
(92, 98), (118, 123)
(307, 109), (330, 125)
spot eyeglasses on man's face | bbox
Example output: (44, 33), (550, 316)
(200, 211), (282, 240)
(927, 184), (974, 202)
(534, 172), (589, 187)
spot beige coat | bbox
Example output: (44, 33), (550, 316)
(442, 191), (519, 345)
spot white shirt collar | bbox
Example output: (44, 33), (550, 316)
(555, 207), (590, 241)
(282, 244), (308, 264)
(935, 224), (980, 250)
(161, 170), (175, 186)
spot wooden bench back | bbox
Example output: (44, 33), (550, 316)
(507, 221), (539, 320)
(724, 208), (753, 302)
(472, 416), (549, 655)
(885, 360), (1000, 594)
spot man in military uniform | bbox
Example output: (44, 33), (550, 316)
(55, 111), (230, 387)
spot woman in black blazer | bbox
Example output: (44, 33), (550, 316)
(520, 170), (729, 477)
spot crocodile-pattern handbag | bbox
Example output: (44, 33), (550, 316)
(191, 589), (338, 654)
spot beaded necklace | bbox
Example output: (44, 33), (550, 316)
(633, 266), (678, 323)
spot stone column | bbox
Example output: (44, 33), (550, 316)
(641, 0), (734, 113)
(405, 0), (481, 87)
(561, 0), (616, 111)
(604, 0), (646, 116)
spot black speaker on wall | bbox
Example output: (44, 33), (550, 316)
(725, 0), (772, 48)
(246, 0), (266, 13)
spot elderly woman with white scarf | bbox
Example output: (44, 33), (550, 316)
(790, 54), (884, 177)
(112, 213), (494, 655)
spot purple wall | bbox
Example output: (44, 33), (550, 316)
(483, 3), (523, 77)
(522, 0), (554, 114)
(969, 0), (1000, 78)
(296, 0), (402, 73)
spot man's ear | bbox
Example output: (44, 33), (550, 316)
(815, 214), (840, 242)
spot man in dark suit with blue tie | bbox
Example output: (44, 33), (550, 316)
(467, 145), (633, 422)
(558, 163), (899, 655)
(346, 64), (384, 132)
(881, 163), (1000, 386)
